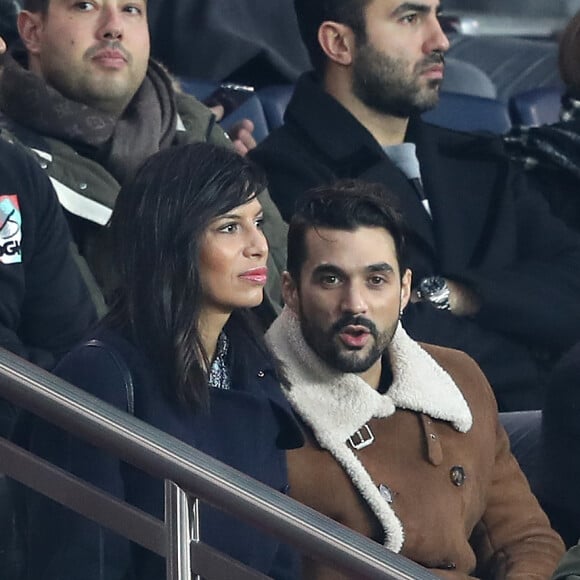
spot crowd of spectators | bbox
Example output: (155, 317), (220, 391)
(0, 0), (579, 578)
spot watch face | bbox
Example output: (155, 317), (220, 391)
(420, 276), (446, 296)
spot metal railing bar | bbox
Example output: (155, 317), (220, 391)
(0, 435), (165, 555)
(189, 542), (269, 580)
(0, 436), (279, 579)
(0, 348), (437, 580)
(165, 481), (192, 580)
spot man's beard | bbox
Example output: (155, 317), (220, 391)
(300, 312), (398, 374)
(352, 41), (444, 118)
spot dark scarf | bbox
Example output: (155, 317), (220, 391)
(0, 47), (178, 184)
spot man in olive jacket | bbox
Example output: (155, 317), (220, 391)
(0, 0), (287, 311)
(266, 183), (564, 579)
(251, 0), (580, 410)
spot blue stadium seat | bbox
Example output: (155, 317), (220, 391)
(509, 87), (563, 127)
(443, 57), (497, 99)
(423, 91), (512, 134)
(257, 84), (295, 132)
(177, 77), (218, 101)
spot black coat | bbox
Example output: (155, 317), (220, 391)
(0, 138), (96, 438)
(25, 317), (303, 580)
(251, 73), (580, 410)
(0, 138), (96, 369)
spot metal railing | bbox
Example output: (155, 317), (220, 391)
(0, 347), (437, 580)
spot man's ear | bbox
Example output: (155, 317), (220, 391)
(281, 271), (300, 314)
(317, 21), (355, 67)
(18, 10), (44, 56)
(400, 269), (412, 310)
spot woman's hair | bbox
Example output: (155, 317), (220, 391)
(105, 142), (267, 412)
(559, 9), (580, 97)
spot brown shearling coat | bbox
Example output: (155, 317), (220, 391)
(286, 344), (564, 579)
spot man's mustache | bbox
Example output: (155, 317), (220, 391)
(85, 40), (131, 62)
(418, 51), (445, 71)
(330, 315), (378, 338)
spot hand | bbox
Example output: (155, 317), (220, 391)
(445, 279), (481, 317)
(0, 36), (6, 55)
(226, 118), (256, 156)
(208, 104), (256, 156)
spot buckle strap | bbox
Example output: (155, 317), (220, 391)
(348, 423), (375, 450)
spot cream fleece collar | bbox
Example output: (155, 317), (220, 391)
(266, 307), (472, 552)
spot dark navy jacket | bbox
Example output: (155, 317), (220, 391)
(25, 316), (303, 580)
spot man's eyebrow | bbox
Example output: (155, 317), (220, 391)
(311, 264), (346, 277)
(367, 263), (394, 273)
(310, 263), (394, 276)
(392, 3), (434, 16)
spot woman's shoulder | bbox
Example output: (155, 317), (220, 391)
(54, 325), (148, 411)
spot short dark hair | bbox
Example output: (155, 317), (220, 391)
(559, 9), (580, 96)
(294, 0), (370, 73)
(287, 179), (407, 281)
(106, 142), (267, 412)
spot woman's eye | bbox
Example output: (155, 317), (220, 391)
(255, 217), (265, 229)
(218, 223), (238, 234)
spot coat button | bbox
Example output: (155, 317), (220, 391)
(40, 161), (48, 169)
(450, 466), (466, 487)
(378, 483), (394, 504)
(79, 182), (88, 190)
(257, 370), (265, 378)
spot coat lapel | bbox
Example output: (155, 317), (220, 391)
(412, 120), (506, 273)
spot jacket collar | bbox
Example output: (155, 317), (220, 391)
(266, 307), (472, 441)
(266, 307), (472, 551)
(285, 72), (437, 166)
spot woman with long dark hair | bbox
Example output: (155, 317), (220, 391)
(25, 143), (302, 580)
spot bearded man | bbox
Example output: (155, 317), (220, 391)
(265, 183), (564, 579)
(250, 0), (580, 411)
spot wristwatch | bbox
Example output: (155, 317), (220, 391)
(417, 276), (451, 310)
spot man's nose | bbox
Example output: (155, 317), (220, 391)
(424, 15), (450, 54)
(341, 283), (368, 315)
(100, 8), (124, 41)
